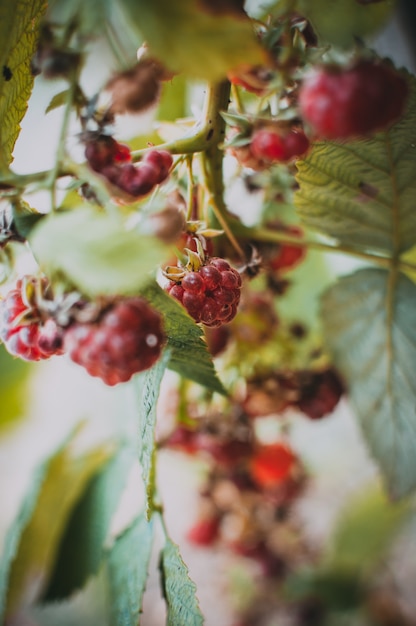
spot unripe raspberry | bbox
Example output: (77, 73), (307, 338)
(64, 297), (165, 385)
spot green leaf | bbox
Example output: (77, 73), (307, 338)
(46, 0), (113, 37)
(118, 0), (267, 81)
(0, 0), (47, 170)
(134, 349), (171, 518)
(297, 0), (396, 48)
(295, 72), (416, 255)
(140, 281), (227, 395)
(160, 539), (204, 626)
(327, 485), (409, 575)
(43, 447), (135, 601)
(0, 345), (32, 428)
(5, 428), (113, 615)
(107, 513), (154, 626)
(29, 207), (167, 297)
(321, 268), (416, 498)
(157, 74), (188, 122)
(11, 199), (44, 239)
(0, 461), (47, 622)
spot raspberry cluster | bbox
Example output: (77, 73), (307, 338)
(85, 135), (173, 199)
(166, 257), (242, 327)
(299, 59), (409, 140)
(0, 280), (63, 361)
(64, 297), (165, 386)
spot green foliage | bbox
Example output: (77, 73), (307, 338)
(326, 485), (409, 574)
(0, 462), (46, 622)
(118, 0), (267, 81)
(0, 345), (31, 428)
(297, 0), (396, 48)
(160, 539), (204, 626)
(295, 72), (416, 255)
(134, 350), (171, 518)
(140, 281), (227, 395)
(107, 514), (154, 626)
(321, 268), (416, 498)
(43, 447), (135, 600)
(29, 207), (167, 297)
(0, 0), (47, 171)
(47, 0), (113, 37)
(5, 428), (113, 616)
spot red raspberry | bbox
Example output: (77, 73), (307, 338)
(85, 136), (131, 172)
(166, 258), (242, 327)
(297, 368), (344, 419)
(249, 443), (297, 489)
(0, 283), (64, 361)
(142, 149), (173, 183)
(186, 516), (221, 546)
(251, 128), (309, 163)
(299, 59), (409, 140)
(64, 297), (165, 385)
(267, 224), (306, 272)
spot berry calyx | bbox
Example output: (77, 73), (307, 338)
(64, 297), (165, 385)
(299, 59), (409, 140)
(0, 279), (64, 362)
(165, 256), (242, 327)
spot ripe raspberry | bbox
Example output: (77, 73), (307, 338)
(166, 257), (242, 327)
(249, 443), (297, 489)
(296, 368), (344, 419)
(85, 135), (131, 172)
(64, 297), (165, 385)
(251, 127), (310, 163)
(267, 224), (306, 272)
(0, 282), (64, 361)
(299, 59), (409, 140)
(186, 516), (221, 546)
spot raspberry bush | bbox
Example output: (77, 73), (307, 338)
(0, 1), (415, 625)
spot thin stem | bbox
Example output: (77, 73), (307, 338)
(185, 155), (195, 221)
(231, 83), (244, 114)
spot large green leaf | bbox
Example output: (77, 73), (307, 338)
(140, 281), (227, 395)
(118, 0), (267, 81)
(0, 0), (46, 170)
(321, 268), (416, 498)
(107, 513), (154, 626)
(134, 349), (171, 518)
(29, 207), (167, 297)
(295, 73), (416, 255)
(297, 0), (396, 48)
(5, 430), (113, 616)
(43, 447), (134, 600)
(160, 539), (203, 626)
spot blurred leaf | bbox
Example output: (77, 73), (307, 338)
(297, 0), (396, 48)
(157, 74), (188, 122)
(0, 461), (47, 622)
(6, 429), (113, 615)
(43, 446), (135, 601)
(295, 72), (416, 255)
(29, 207), (167, 297)
(140, 281), (227, 395)
(118, 0), (267, 81)
(0, 345), (32, 428)
(0, 0), (46, 170)
(160, 539), (203, 626)
(47, 0), (112, 36)
(327, 485), (409, 574)
(11, 199), (44, 239)
(285, 568), (363, 612)
(321, 268), (416, 498)
(134, 349), (171, 519)
(107, 513), (154, 626)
